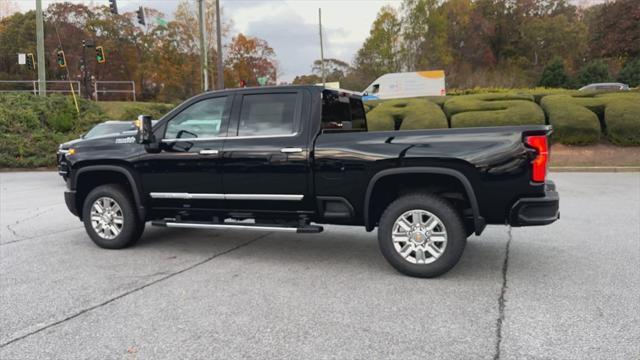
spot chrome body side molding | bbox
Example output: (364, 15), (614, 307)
(150, 192), (303, 201)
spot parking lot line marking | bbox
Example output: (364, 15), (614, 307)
(0, 232), (270, 349)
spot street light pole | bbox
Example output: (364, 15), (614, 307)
(318, 8), (325, 86)
(198, 0), (209, 92)
(215, 0), (224, 90)
(35, 0), (46, 95)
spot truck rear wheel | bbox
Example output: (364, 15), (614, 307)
(82, 184), (144, 249)
(378, 193), (466, 278)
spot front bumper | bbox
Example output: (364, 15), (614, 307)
(509, 181), (559, 226)
(64, 190), (79, 217)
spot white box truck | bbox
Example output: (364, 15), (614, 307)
(362, 70), (446, 100)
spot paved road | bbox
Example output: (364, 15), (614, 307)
(0, 172), (638, 359)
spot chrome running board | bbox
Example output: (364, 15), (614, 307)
(151, 220), (323, 233)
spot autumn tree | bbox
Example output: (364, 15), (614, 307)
(292, 74), (321, 85)
(586, 0), (640, 59)
(401, 0), (452, 70)
(225, 33), (278, 87)
(0, 11), (36, 83)
(173, 0), (231, 88)
(312, 58), (350, 81)
(353, 5), (402, 83)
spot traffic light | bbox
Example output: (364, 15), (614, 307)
(56, 49), (67, 68)
(108, 0), (118, 14)
(136, 6), (145, 25)
(95, 46), (106, 64)
(26, 53), (35, 71)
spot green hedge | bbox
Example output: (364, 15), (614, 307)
(540, 95), (601, 144)
(367, 98), (448, 131)
(606, 99), (640, 146)
(541, 92), (640, 145)
(443, 94), (545, 128)
(364, 91), (639, 145)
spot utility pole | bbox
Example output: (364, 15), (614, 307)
(35, 0), (46, 95)
(215, 0), (224, 90)
(318, 8), (325, 86)
(198, 0), (209, 92)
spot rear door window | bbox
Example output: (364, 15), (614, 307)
(237, 93), (298, 136)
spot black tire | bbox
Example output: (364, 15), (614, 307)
(82, 184), (144, 249)
(378, 193), (466, 278)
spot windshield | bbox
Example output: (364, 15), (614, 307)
(84, 122), (136, 139)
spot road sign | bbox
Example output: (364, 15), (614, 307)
(18, 53), (26, 65)
(257, 76), (268, 86)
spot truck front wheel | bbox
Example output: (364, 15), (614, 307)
(82, 184), (144, 249)
(378, 193), (466, 278)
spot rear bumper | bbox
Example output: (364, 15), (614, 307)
(509, 181), (559, 226)
(64, 190), (79, 217)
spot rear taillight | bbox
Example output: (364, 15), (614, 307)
(525, 135), (548, 183)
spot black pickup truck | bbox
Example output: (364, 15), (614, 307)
(63, 86), (559, 277)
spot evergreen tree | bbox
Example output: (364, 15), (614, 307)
(617, 58), (640, 87)
(538, 57), (569, 88)
(577, 60), (611, 86)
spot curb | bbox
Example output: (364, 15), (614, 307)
(550, 166), (640, 172)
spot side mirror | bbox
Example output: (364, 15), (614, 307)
(135, 115), (154, 144)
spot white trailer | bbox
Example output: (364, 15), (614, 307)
(362, 71), (446, 100)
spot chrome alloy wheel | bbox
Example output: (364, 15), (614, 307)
(90, 197), (124, 240)
(392, 209), (447, 264)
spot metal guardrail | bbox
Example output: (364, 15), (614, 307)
(94, 81), (136, 101)
(0, 80), (81, 97)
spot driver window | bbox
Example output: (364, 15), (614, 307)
(165, 97), (228, 139)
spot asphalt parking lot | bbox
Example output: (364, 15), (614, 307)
(0, 171), (638, 359)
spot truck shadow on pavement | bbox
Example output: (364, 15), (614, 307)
(132, 226), (511, 279)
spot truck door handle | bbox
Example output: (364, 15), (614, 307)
(199, 149), (219, 155)
(280, 147), (303, 153)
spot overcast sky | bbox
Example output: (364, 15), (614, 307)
(14, 0), (602, 83)
(15, 0), (400, 83)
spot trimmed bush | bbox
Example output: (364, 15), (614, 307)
(541, 92), (640, 145)
(597, 93), (640, 146)
(423, 96), (450, 107)
(363, 101), (380, 113)
(367, 98), (448, 131)
(541, 95), (602, 144)
(443, 93), (545, 128)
